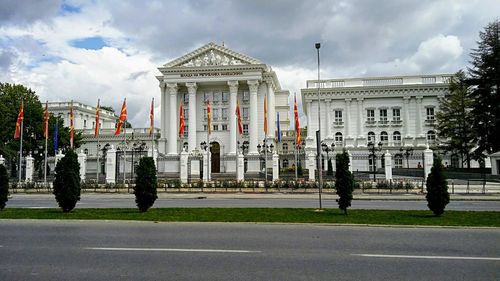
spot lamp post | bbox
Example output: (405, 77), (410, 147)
(321, 142), (335, 176)
(257, 140), (274, 185)
(315, 42), (323, 209)
(399, 147), (413, 169)
(368, 141), (382, 182)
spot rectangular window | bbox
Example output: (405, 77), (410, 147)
(379, 109), (388, 122)
(221, 108), (228, 120)
(395, 157), (403, 168)
(426, 107), (435, 120)
(392, 108), (401, 121)
(242, 91), (249, 102)
(83, 120), (87, 129)
(242, 107), (249, 120)
(184, 108), (189, 120)
(213, 109), (219, 120)
(222, 91), (229, 103)
(213, 125), (219, 131)
(184, 93), (189, 104)
(203, 109), (207, 120)
(243, 124), (249, 135)
(204, 125), (207, 131)
(334, 110), (343, 124)
(184, 125), (188, 137)
(222, 124), (228, 131)
(367, 109), (375, 122)
(204, 92), (212, 102)
(213, 92), (220, 103)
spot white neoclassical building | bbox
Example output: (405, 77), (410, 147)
(302, 74), (458, 172)
(156, 42), (290, 176)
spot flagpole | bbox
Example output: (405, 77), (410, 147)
(124, 117), (127, 185)
(96, 130), (100, 184)
(18, 101), (23, 183)
(44, 125), (48, 184)
(295, 136), (298, 183)
(151, 98), (155, 162)
(235, 114), (238, 181)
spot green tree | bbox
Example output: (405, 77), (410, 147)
(53, 149), (81, 212)
(134, 157), (158, 212)
(468, 20), (500, 157)
(335, 150), (354, 214)
(435, 71), (475, 168)
(0, 164), (9, 210)
(425, 157), (449, 216)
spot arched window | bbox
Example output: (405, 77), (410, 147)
(427, 130), (436, 144)
(394, 153), (403, 168)
(380, 131), (388, 145)
(283, 159), (289, 168)
(335, 132), (343, 145)
(367, 131), (375, 143)
(393, 131), (401, 146)
(282, 143), (288, 153)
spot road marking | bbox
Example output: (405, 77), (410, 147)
(352, 254), (500, 261)
(85, 247), (261, 253)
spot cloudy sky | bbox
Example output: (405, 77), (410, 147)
(1, 0), (499, 127)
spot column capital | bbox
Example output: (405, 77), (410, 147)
(324, 98), (331, 103)
(356, 97), (364, 102)
(166, 83), (178, 93)
(247, 80), (260, 92)
(227, 80), (239, 92)
(186, 82), (197, 93)
(345, 98), (352, 103)
(403, 97), (411, 103)
(416, 96), (423, 102)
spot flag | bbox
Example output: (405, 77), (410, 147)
(14, 100), (24, 139)
(235, 99), (243, 135)
(264, 96), (268, 135)
(277, 112), (281, 143)
(207, 100), (212, 135)
(114, 99), (127, 135)
(178, 103), (184, 138)
(43, 101), (49, 139)
(294, 94), (301, 146)
(53, 119), (59, 152)
(69, 101), (74, 148)
(94, 99), (100, 138)
(149, 98), (154, 136)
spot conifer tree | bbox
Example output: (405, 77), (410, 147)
(134, 157), (158, 212)
(53, 150), (81, 212)
(335, 150), (354, 214)
(425, 157), (449, 216)
(0, 164), (9, 210)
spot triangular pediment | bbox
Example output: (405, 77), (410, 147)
(164, 42), (262, 68)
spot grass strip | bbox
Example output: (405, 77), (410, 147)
(1, 208), (499, 227)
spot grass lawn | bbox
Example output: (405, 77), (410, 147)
(0, 208), (499, 227)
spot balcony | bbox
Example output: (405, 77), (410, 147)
(333, 121), (344, 127)
(425, 119), (436, 126)
(378, 120), (389, 126)
(366, 120), (376, 127)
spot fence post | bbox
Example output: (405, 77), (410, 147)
(467, 179), (470, 194)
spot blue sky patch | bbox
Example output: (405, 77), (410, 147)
(59, 2), (81, 15)
(70, 36), (107, 50)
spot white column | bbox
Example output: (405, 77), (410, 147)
(416, 96), (423, 137)
(345, 98), (351, 138)
(307, 101), (313, 138)
(180, 150), (189, 184)
(384, 150), (392, 180)
(55, 150), (64, 166)
(325, 99), (332, 138)
(0, 155), (4, 166)
(186, 82), (197, 152)
(403, 97), (411, 138)
(25, 154), (34, 182)
(167, 83), (178, 155)
(228, 80), (239, 155)
(105, 146), (116, 184)
(267, 81), (275, 140)
(203, 150), (209, 182)
(248, 80), (260, 154)
(78, 150), (87, 182)
(424, 145), (433, 180)
(307, 152), (316, 181)
(237, 152), (244, 181)
(357, 98), (364, 137)
(272, 152), (279, 181)
(159, 82), (166, 139)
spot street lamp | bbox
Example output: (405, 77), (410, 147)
(238, 140), (249, 154)
(257, 140), (274, 185)
(321, 142), (335, 176)
(368, 141), (382, 182)
(399, 147), (413, 169)
(315, 42), (323, 210)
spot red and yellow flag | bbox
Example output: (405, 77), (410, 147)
(69, 101), (74, 148)
(207, 100), (212, 135)
(294, 94), (301, 145)
(94, 99), (100, 138)
(235, 99), (243, 135)
(149, 98), (154, 136)
(178, 103), (184, 138)
(14, 100), (24, 139)
(43, 101), (49, 139)
(264, 96), (268, 135)
(114, 99), (127, 136)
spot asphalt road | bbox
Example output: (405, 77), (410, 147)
(0, 220), (498, 281)
(5, 194), (500, 211)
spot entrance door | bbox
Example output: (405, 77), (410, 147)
(211, 142), (220, 173)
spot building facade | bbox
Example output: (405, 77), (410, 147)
(301, 74), (456, 172)
(156, 42), (290, 175)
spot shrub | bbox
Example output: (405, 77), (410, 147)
(426, 157), (449, 216)
(376, 181), (389, 189)
(335, 150), (354, 214)
(134, 157), (158, 212)
(53, 150), (81, 212)
(0, 164), (9, 210)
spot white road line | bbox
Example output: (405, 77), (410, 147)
(85, 247), (261, 253)
(352, 254), (500, 261)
